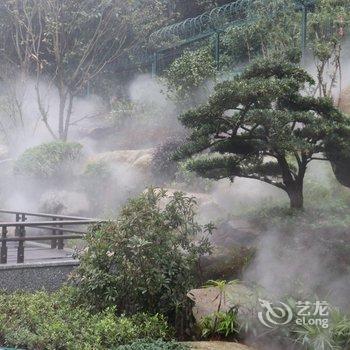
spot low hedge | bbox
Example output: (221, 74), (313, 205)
(0, 288), (172, 350)
(14, 141), (82, 179)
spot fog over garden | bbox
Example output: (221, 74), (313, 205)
(0, 1), (349, 349)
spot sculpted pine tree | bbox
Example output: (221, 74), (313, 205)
(175, 58), (350, 209)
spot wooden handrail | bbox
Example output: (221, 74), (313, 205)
(0, 220), (102, 227)
(0, 234), (84, 241)
(0, 216), (110, 264)
(0, 209), (94, 220)
(31, 225), (87, 234)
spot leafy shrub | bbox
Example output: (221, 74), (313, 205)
(0, 288), (171, 350)
(72, 188), (213, 316)
(200, 309), (239, 339)
(151, 137), (185, 183)
(290, 305), (350, 350)
(116, 340), (188, 350)
(14, 141), (82, 179)
(222, 290), (350, 350)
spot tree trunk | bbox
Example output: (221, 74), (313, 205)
(287, 184), (304, 210)
(58, 87), (67, 140)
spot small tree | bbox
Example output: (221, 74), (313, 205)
(174, 58), (350, 209)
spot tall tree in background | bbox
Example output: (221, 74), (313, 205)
(0, 0), (166, 141)
(308, 0), (349, 101)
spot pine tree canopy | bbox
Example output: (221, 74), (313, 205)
(175, 58), (350, 208)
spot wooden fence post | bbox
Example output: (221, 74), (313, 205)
(51, 218), (57, 249)
(58, 219), (64, 250)
(17, 225), (25, 263)
(1, 227), (7, 264)
(15, 213), (20, 236)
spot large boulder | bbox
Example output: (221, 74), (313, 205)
(187, 283), (255, 324)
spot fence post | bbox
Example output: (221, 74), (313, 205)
(17, 225), (25, 263)
(15, 213), (20, 236)
(51, 218), (57, 249)
(1, 226), (7, 264)
(58, 219), (64, 250)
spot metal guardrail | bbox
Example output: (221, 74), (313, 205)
(146, 0), (320, 75)
(149, 0), (317, 47)
(0, 210), (106, 264)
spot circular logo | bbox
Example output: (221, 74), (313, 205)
(258, 298), (293, 328)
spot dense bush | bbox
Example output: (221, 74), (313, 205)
(14, 141), (82, 179)
(0, 288), (172, 350)
(72, 188), (213, 317)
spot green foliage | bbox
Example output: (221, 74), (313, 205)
(200, 309), (239, 339)
(175, 57), (350, 209)
(164, 47), (216, 107)
(0, 288), (172, 350)
(173, 162), (213, 192)
(286, 300), (350, 350)
(14, 141), (82, 179)
(221, 0), (301, 67)
(108, 99), (137, 130)
(83, 160), (112, 182)
(116, 340), (188, 350)
(73, 188), (213, 316)
(308, 0), (350, 98)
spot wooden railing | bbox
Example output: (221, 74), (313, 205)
(0, 210), (105, 264)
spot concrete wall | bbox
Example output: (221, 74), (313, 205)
(0, 261), (79, 292)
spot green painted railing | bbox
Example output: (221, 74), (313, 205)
(147, 0), (318, 75)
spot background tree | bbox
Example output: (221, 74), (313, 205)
(0, 0), (166, 140)
(308, 0), (350, 101)
(163, 47), (216, 108)
(174, 58), (350, 209)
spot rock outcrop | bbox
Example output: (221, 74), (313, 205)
(187, 283), (256, 324)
